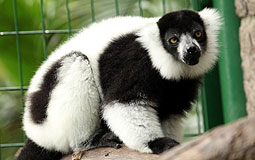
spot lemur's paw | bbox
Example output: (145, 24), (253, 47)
(98, 131), (122, 149)
(90, 130), (123, 149)
(148, 137), (179, 154)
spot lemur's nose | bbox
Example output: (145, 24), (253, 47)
(184, 46), (201, 65)
(187, 46), (200, 57)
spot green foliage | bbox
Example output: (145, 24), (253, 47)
(0, 0), (43, 85)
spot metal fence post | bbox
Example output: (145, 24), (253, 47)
(212, 0), (247, 123)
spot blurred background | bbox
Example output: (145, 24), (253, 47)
(0, 0), (203, 159)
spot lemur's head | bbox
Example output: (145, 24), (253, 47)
(157, 9), (220, 66)
(138, 8), (221, 79)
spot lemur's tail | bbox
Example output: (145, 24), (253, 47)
(16, 138), (63, 160)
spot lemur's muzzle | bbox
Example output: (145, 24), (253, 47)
(183, 45), (201, 65)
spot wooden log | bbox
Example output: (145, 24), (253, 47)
(235, 0), (255, 116)
(15, 117), (255, 160)
(61, 145), (159, 160)
(159, 116), (255, 160)
(239, 16), (255, 116)
(235, 0), (255, 18)
(14, 145), (159, 160)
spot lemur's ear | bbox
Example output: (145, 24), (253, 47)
(199, 8), (222, 35)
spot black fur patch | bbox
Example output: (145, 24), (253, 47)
(29, 52), (88, 124)
(16, 138), (63, 160)
(99, 33), (201, 120)
(157, 10), (206, 39)
(29, 61), (61, 124)
(90, 129), (122, 149)
(77, 120), (122, 150)
(148, 137), (179, 154)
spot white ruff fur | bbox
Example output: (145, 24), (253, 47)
(102, 102), (164, 153)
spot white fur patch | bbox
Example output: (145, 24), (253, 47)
(161, 115), (184, 142)
(102, 102), (164, 153)
(23, 54), (101, 153)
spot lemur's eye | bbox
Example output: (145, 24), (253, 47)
(169, 37), (178, 44)
(195, 31), (202, 38)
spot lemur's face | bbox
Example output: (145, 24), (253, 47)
(157, 10), (207, 66)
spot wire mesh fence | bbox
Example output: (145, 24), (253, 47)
(0, 0), (203, 159)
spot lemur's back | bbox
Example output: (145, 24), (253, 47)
(27, 16), (158, 97)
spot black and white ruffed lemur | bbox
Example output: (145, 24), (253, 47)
(17, 8), (221, 160)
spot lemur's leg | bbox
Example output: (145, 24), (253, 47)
(53, 52), (102, 153)
(161, 115), (184, 142)
(102, 101), (179, 154)
(22, 52), (102, 160)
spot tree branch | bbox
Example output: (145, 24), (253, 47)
(61, 146), (159, 160)
(15, 116), (255, 160)
(159, 116), (255, 160)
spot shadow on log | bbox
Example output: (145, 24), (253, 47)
(14, 116), (255, 160)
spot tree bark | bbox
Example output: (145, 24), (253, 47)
(235, 0), (255, 116)
(235, 0), (255, 18)
(239, 16), (255, 116)
(159, 116), (255, 160)
(15, 116), (255, 160)
(61, 146), (159, 160)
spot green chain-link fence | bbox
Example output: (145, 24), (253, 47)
(0, 0), (214, 159)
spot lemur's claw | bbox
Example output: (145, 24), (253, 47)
(115, 143), (122, 149)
